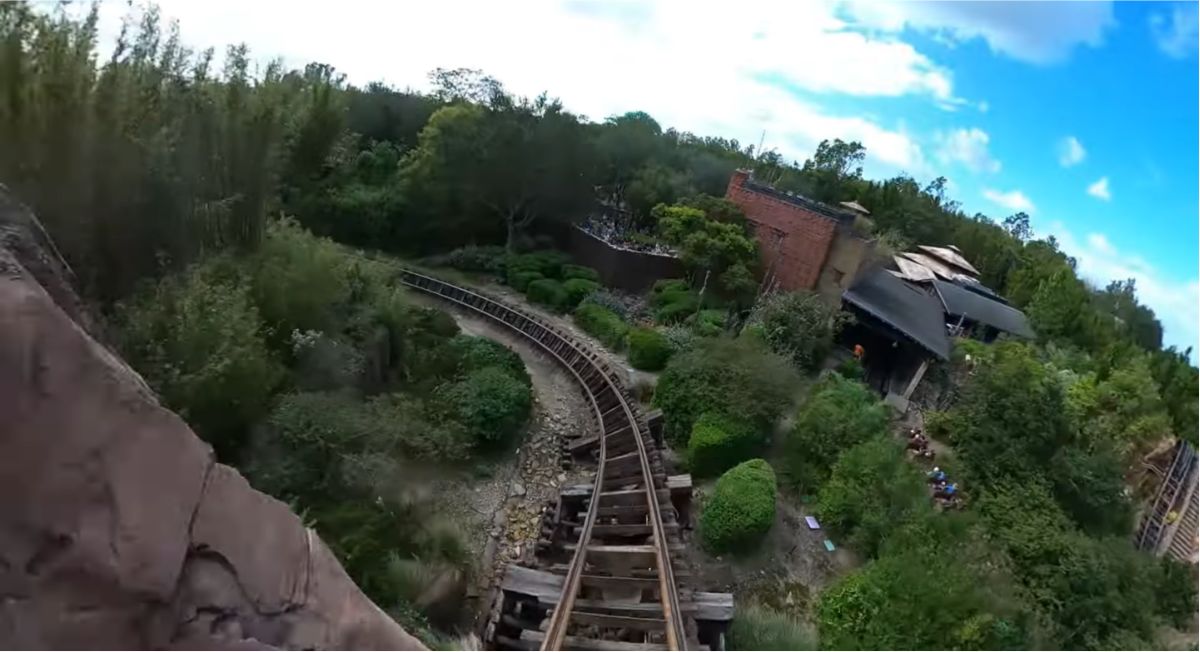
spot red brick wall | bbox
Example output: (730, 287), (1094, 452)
(725, 170), (838, 291)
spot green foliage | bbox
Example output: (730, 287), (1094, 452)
(442, 366), (532, 446)
(700, 459), (777, 554)
(426, 245), (507, 274)
(1156, 558), (1199, 629)
(748, 291), (850, 370)
(506, 250), (570, 278)
(783, 373), (888, 490)
(561, 278), (601, 309)
(816, 437), (928, 557)
(650, 279), (700, 324)
(654, 203), (760, 299)
(525, 278), (567, 311)
(401, 90), (598, 249)
(248, 219), (353, 346)
(687, 413), (760, 478)
(442, 335), (527, 383)
(654, 337), (797, 446)
(627, 327), (673, 371)
(686, 308), (726, 337)
(729, 603), (816, 651)
(817, 538), (1029, 651)
(561, 264), (600, 282)
(507, 269), (544, 292)
(573, 302), (630, 350)
(114, 261), (284, 460)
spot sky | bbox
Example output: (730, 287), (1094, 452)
(87, 0), (1200, 355)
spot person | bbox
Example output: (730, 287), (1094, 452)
(927, 467), (946, 484)
(936, 482), (958, 500)
(853, 344), (865, 360)
(1166, 510), (1180, 525)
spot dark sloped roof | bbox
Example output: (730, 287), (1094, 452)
(933, 279), (1035, 339)
(843, 269), (951, 360)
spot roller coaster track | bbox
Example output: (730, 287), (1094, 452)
(397, 268), (688, 651)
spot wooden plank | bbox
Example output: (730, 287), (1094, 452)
(691, 591), (735, 622)
(518, 630), (667, 652)
(562, 543), (685, 567)
(580, 522), (679, 537)
(580, 574), (661, 591)
(571, 611), (666, 631)
(593, 488), (672, 507)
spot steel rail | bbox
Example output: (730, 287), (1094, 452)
(394, 268), (685, 650)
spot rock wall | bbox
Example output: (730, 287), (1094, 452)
(0, 187), (426, 650)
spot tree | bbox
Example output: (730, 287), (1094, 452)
(746, 290), (850, 370)
(815, 437), (928, 557)
(653, 337), (797, 445)
(783, 373), (889, 490)
(800, 138), (866, 202)
(402, 94), (599, 250)
(654, 203), (759, 299)
(1002, 212), (1033, 243)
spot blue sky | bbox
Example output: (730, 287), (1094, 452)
(93, 0), (1200, 354)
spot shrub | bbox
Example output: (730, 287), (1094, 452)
(573, 302), (629, 350)
(654, 338), (797, 445)
(729, 603), (817, 651)
(526, 278), (568, 311)
(507, 269), (544, 292)
(562, 278), (601, 309)
(113, 263), (284, 460)
(815, 437), (929, 557)
(444, 335), (528, 382)
(700, 459), (777, 554)
(783, 373), (888, 490)
(660, 325), (697, 355)
(248, 219), (352, 344)
(506, 250), (569, 279)
(687, 412), (760, 478)
(653, 291), (699, 324)
(426, 245), (506, 274)
(748, 290), (850, 371)
(628, 327), (673, 371)
(443, 367), (532, 446)
(652, 278), (690, 296)
(562, 264), (600, 282)
(686, 308), (726, 337)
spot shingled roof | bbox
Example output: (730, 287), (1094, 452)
(932, 279), (1035, 339)
(843, 268), (952, 360)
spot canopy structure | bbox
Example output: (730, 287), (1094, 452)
(842, 268), (952, 360)
(932, 279), (1035, 339)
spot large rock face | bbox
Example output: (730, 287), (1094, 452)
(0, 187), (426, 650)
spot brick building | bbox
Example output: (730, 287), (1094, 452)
(724, 169), (873, 301)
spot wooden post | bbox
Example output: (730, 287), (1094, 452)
(902, 359), (929, 400)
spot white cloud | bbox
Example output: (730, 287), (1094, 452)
(934, 127), (1000, 173)
(84, 0), (954, 179)
(982, 188), (1036, 213)
(840, 0), (1117, 64)
(1150, 2), (1199, 59)
(1057, 136), (1086, 167)
(1050, 223), (1199, 355)
(1087, 177), (1112, 201)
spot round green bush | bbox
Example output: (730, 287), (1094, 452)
(526, 278), (567, 311)
(700, 459), (777, 554)
(627, 327), (673, 371)
(686, 309), (726, 337)
(652, 278), (690, 296)
(573, 302), (629, 350)
(654, 292), (699, 324)
(506, 250), (569, 279)
(508, 269), (544, 292)
(562, 278), (601, 309)
(562, 264), (600, 282)
(687, 413), (760, 478)
(445, 366), (533, 446)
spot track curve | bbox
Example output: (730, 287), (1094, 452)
(397, 268), (687, 651)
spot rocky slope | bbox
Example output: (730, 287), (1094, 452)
(0, 186), (425, 650)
